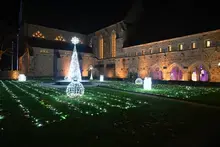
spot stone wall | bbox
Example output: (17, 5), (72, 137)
(81, 53), (95, 77)
(57, 50), (72, 77)
(20, 23), (220, 82)
(0, 70), (19, 80)
(27, 47), (54, 77)
(88, 21), (126, 59)
(114, 29), (220, 82)
(20, 47), (94, 78)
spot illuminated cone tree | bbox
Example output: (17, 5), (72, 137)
(64, 37), (82, 81)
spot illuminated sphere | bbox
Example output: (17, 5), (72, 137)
(135, 78), (143, 85)
(18, 74), (26, 82)
(218, 62), (220, 67)
(66, 81), (84, 98)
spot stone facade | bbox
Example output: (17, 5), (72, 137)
(20, 47), (94, 78)
(113, 29), (220, 82)
(87, 21), (126, 59)
(20, 23), (94, 78)
(20, 22), (220, 82)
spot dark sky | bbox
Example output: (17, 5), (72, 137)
(123, 0), (220, 46)
(0, 0), (219, 69)
(1, 0), (219, 36)
(24, 0), (134, 34)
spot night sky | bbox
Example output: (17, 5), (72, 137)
(0, 0), (219, 69)
(1, 0), (219, 38)
(24, 0), (134, 34)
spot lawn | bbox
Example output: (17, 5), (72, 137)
(1, 80), (220, 146)
(101, 81), (220, 106)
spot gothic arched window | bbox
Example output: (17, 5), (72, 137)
(111, 31), (116, 57)
(99, 35), (103, 59)
(32, 31), (45, 38)
(55, 35), (65, 41)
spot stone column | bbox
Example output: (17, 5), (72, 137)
(53, 49), (57, 79)
(183, 71), (190, 81)
(163, 71), (170, 80)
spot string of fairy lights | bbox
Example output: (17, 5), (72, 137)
(0, 80), (44, 127)
(16, 81), (149, 112)
(87, 89), (149, 105)
(104, 81), (220, 99)
(7, 81), (68, 126)
(1, 80), (151, 128)
(14, 81), (107, 115)
(23, 81), (149, 109)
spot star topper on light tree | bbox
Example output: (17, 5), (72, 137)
(64, 36), (82, 82)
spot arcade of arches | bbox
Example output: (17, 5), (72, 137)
(115, 61), (215, 82)
(149, 63), (210, 82)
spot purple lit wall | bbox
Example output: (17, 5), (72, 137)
(150, 67), (163, 80)
(191, 65), (209, 82)
(200, 69), (208, 81)
(170, 67), (182, 80)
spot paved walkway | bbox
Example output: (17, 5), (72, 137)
(97, 85), (220, 110)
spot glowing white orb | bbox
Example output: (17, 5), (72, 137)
(100, 75), (104, 82)
(18, 74), (26, 82)
(143, 77), (152, 90)
(71, 37), (79, 45)
(135, 78), (143, 85)
(66, 81), (84, 98)
(218, 62), (220, 67)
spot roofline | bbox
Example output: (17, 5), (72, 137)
(92, 20), (124, 34)
(123, 29), (220, 49)
(25, 20), (125, 36)
(25, 22), (87, 36)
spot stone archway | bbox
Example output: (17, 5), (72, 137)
(188, 61), (210, 82)
(150, 64), (163, 80)
(167, 63), (184, 81)
(129, 67), (137, 73)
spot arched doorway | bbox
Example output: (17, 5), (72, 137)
(167, 63), (184, 81)
(150, 67), (163, 80)
(190, 64), (209, 82)
(170, 66), (183, 80)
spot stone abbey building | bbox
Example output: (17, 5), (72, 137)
(19, 22), (220, 82)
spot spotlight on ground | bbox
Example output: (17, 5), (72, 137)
(100, 75), (104, 82)
(143, 77), (152, 90)
(18, 74), (26, 82)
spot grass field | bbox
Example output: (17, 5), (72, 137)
(1, 80), (220, 146)
(102, 81), (220, 106)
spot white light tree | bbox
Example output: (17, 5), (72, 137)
(64, 37), (82, 82)
(66, 37), (84, 98)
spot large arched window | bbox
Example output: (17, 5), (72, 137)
(170, 66), (183, 80)
(191, 65), (209, 82)
(150, 65), (163, 80)
(32, 31), (45, 38)
(111, 31), (116, 57)
(55, 35), (65, 41)
(99, 35), (103, 59)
